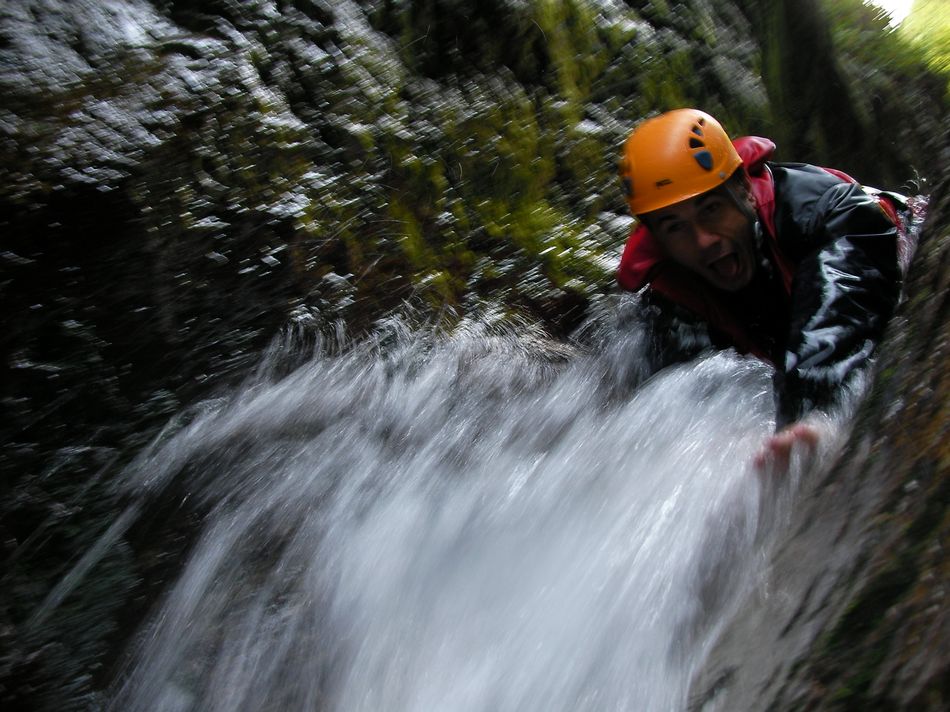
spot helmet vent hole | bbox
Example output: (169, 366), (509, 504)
(693, 150), (714, 170)
(689, 137), (703, 149)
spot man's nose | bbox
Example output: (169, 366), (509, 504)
(693, 224), (720, 250)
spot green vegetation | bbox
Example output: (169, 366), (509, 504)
(819, 0), (947, 186)
(902, 0), (950, 91)
(289, 0), (775, 326)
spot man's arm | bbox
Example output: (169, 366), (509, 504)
(639, 288), (715, 373)
(773, 180), (902, 428)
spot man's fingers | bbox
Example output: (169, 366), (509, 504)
(754, 423), (821, 471)
(787, 423), (820, 447)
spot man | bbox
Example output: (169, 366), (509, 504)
(616, 109), (910, 467)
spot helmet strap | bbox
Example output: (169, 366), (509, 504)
(722, 177), (765, 264)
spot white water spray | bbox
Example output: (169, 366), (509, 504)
(105, 305), (814, 712)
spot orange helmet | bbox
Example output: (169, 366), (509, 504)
(618, 109), (743, 215)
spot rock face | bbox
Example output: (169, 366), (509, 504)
(0, 0), (946, 709)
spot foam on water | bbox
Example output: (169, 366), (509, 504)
(103, 310), (806, 712)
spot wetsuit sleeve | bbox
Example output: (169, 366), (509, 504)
(775, 181), (901, 427)
(640, 289), (714, 372)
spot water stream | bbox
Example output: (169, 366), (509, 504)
(96, 306), (819, 711)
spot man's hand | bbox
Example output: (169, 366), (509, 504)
(753, 422), (821, 470)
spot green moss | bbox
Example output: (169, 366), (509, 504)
(535, 0), (604, 116)
(390, 198), (434, 270)
(691, 4), (719, 48)
(821, 553), (917, 654)
(648, 0), (672, 23)
(639, 44), (696, 109)
(903, 460), (948, 541)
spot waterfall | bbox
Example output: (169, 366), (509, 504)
(101, 305), (811, 712)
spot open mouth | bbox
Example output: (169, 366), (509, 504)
(709, 253), (741, 282)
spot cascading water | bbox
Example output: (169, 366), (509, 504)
(86, 303), (831, 712)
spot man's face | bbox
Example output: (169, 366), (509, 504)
(645, 183), (757, 292)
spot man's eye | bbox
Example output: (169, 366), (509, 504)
(703, 201), (722, 215)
